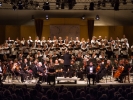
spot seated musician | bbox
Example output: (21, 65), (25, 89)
(47, 63), (56, 85)
(105, 60), (113, 77)
(86, 62), (96, 85)
(36, 62), (45, 84)
(96, 60), (106, 83)
(119, 59), (131, 83)
(20, 58), (31, 83)
(54, 59), (63, 77)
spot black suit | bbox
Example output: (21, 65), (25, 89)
(86, 65), (96, 85)
(63, 52), (71, 77)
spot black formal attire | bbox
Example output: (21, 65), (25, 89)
(63, 52), (71, 77)
(119, 63), (131, 82)
(37, 66), (45, 83)
(47, 66), (56, 85)
(20, 63), (28, 82)
(96, 64), (106, 83)
(32, 64), (45, 83)
(75, 57), (84, 80)
(86, 65), (96, 85)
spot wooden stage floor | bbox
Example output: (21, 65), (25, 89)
(2, 76), (133, 87)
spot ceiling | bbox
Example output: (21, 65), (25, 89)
(0, 0), (133, 26)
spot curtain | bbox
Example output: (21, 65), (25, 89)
(35, 19), (43, 39)
(87, 19), (94, 40)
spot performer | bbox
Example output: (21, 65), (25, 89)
(47, 63), (56, 85)
(96, 60), (106, 83)
(63, 50), (72, 78)
(119, 59), (131, 83)
(86, 62), (96, 85)
(36, 62), (45, 84)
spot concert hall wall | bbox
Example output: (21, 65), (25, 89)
(0, 18), (133, 45)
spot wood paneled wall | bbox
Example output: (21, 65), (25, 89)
(0, 18), (133, 45)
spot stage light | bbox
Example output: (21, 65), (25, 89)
(95, 15), (100, 20)
(81, 15), (85, 20)
(89, 2), (94, 10)
(0, 2), (2, 6)
(13, 5), (17, 10)
(46, 15), (49, 20)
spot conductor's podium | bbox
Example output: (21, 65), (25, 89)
(56, 77), (78, 84)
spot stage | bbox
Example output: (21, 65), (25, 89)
(2, 76), (133, 87)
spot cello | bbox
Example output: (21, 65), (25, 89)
(113, 65), (124, 78)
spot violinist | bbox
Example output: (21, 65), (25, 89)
(105, 60), (113, 77)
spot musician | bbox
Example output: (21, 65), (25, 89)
(96, 60), (106, 83)
(63, 50), (72, 78)
(20, 58), (29, 83)
(47, 63), (56, 85)
(20, 37), (26, 46)
(86, 62), (96, 85)
(105, 60), (113, 77)
(75, 53), (84, 80)
(36, 62), (45, 84)
(54, 59), (63, 77)
(130, 44), (133, 56)
(27, 36), (33, 46)
(35, 36), (41, 47)
(119, 59), (131, 83)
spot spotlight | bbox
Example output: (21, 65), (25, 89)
(13, 5), (17, 10)
(81, 15), (85, 20)
(89, 2), (94, 10)
(0, 1), (2, 6)
(95, 15), (100, 20)
(46, 15), (49, 20)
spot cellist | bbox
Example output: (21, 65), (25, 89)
(119, 59), (131, 83)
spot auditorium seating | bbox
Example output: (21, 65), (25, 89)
(0, 83), (133, 100)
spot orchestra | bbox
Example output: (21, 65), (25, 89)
(0, 35), (132, 84)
